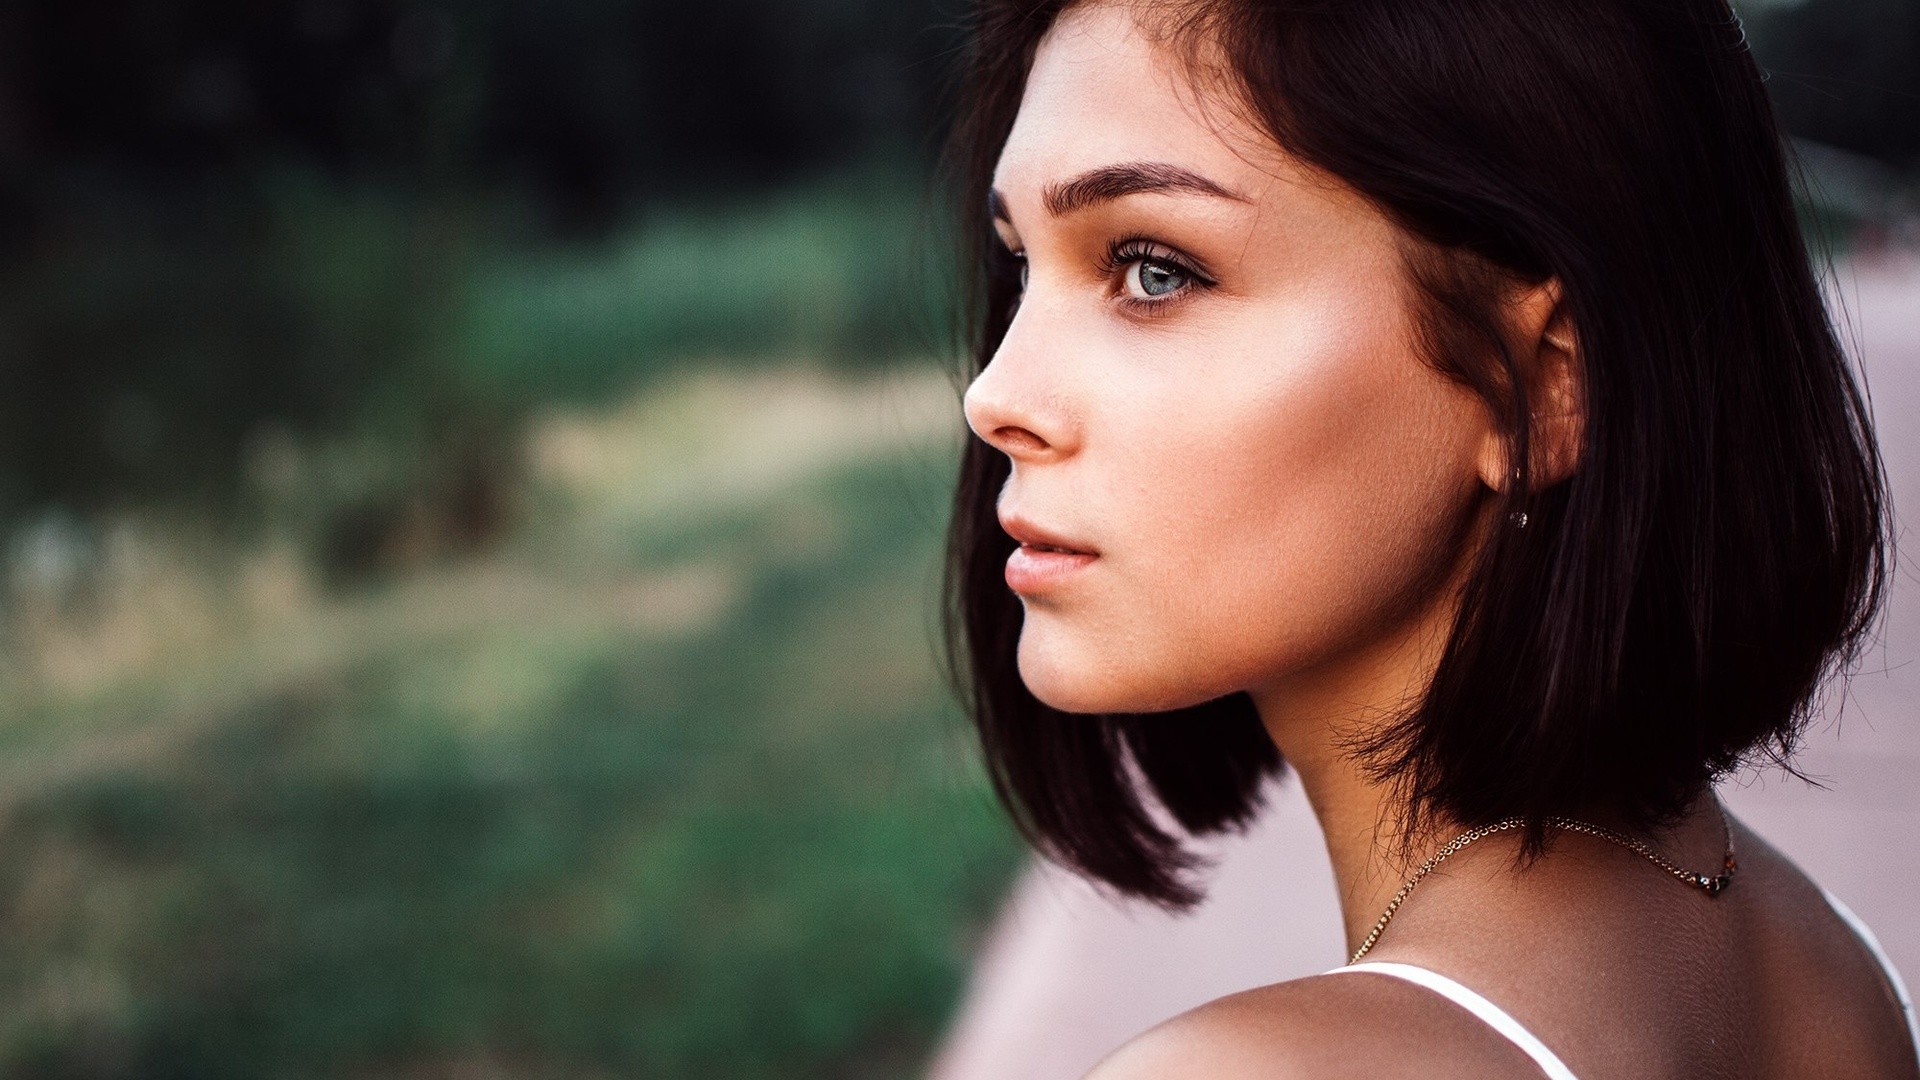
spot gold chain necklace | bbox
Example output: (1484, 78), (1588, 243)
(1348, 807), (1737, 964)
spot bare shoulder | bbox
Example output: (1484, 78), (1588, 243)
(1081, 971), (1548, 1080)
(1731, 820), (1920, 1074)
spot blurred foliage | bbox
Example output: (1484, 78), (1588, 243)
(0, 0), (960, 220)
(453, 173), (952, 410)
(0, 166), (948, 537)
(0, 370), (1017, 1079)
(0, 0), (963, 527)
(0, 10), (1003, 1069)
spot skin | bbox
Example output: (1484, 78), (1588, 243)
(964, 5), (1920, 1078)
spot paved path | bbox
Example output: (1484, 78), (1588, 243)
(926, 254), (1920, 1080)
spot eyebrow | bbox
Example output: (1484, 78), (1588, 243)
(989, 162), (1249, 223)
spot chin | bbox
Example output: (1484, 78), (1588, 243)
(1016, 664), (1120, 715)
(1015, 623), (1218, 715)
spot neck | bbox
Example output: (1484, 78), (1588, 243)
(1250, 610), (1463, 961)
(1255, 694), (1441, 962)
(1254, 625), (1734, 963)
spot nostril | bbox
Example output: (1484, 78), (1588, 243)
(992, 426), (1050, 455)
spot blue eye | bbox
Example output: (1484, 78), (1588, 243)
(1106, 239), (1209, 305)
(1133, 260), (1188, 297)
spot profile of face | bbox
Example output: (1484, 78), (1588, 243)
(963, 3), (1512, 718)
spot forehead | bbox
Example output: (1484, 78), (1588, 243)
(993, 3), (1286, 205)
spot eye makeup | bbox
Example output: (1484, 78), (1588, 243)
(1097, 236), (1215, 315)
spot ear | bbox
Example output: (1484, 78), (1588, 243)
(1474, 278), (1584, 494)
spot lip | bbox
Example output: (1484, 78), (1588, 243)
(999, 512), (1098, 595)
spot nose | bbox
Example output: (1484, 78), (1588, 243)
(963, 315), (1080, 464)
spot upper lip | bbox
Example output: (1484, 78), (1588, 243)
(999, 511), (1097, 556)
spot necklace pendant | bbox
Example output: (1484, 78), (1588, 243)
(1348, 808), (1737, 963)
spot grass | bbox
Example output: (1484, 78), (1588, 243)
(0, 367), (1019, 1080)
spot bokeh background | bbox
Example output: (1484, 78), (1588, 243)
(0, 2), (1912, 1078)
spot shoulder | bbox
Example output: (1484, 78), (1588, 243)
(1080, 970), (1549, 1080)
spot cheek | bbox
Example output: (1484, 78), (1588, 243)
(1016, 300), (1488, 713)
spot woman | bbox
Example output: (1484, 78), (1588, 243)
(944, 0), (1915, 1076)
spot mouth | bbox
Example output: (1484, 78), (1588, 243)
(998, 512), (1097, 557)
(1019, 541), (1089, 556)
(999, 513), (1098, 594)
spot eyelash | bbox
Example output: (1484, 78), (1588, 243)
(1098, 237), (1212, 314)
(1001, 237), (1214, 317)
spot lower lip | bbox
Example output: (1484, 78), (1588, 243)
(1005, 545), (1098, 594)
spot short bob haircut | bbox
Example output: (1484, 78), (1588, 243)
(944, 0), (1888, 908)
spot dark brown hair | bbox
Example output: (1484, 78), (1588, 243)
(943, 0), (1888, 907)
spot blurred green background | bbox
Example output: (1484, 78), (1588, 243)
(0, 1), (1912, 1077)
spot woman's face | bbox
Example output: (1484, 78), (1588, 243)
(965, 2), (1500, 717)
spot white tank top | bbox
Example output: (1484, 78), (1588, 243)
(1323, 889), (1919, 1079)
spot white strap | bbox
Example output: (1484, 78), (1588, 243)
(1326, 961), (1579, 1080)
(1822, 889), (1920, 1061)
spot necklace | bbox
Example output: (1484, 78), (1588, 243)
(1348, 806), (1737, 964)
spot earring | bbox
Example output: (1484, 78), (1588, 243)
(1508, 465), (1528, 529)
